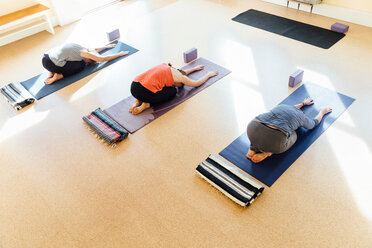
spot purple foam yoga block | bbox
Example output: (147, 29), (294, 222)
(106, 29), (120, 42)
(183, 48), (197, 63)
(331, 22), (349, 33)
(288, 69), (304, 87)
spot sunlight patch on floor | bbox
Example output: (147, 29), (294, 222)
(301, 67), (356, 128)
(230, 81), (265, 132)
(0, 109), (49, 143)
(301, 67), (336, 90)
(223, 39), (259, 86)
(326, 127), (372, 221)
(62, 1), (151, 47)
(68, 76), (106, 102)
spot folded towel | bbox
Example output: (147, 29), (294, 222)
(196, 154), (264, 207)
(1, 82), (35, 110)
(91, 108), (128, 142)
(83, 108), (128, 146)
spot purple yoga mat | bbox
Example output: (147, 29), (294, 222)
(103, 57), (231, 133)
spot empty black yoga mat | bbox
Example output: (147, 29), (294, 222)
(232, 9), (345, 49)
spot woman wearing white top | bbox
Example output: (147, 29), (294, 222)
(42, 43), (129, 84)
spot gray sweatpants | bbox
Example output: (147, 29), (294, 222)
(247, 119), (297, 154)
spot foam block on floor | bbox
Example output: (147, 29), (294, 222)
(331, 23), (349, 33)
(183, 48), (197, 63)
(106, 29), (120, 41)
(289, 69), (304, 87)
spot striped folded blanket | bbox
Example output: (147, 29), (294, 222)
(196, 154), (264, 207)
(1, 82), (35, 110)
(83, 108), (128, 146)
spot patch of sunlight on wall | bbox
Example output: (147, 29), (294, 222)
(231, 81), (265, 132)
(327, 127), (372, 221)
(0, 109), (49, 143)
(223, 39), (259, 85)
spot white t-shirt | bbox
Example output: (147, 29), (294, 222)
(47, 43), (86, 67)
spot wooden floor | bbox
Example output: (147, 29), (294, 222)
(0, 0), (371, 247)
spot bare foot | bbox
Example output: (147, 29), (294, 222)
(44, 72), (54, 83)
(246, 149), (256, 160)
(251, 152), (272, 163)
(131, 102), (150, 115)
(129, 99), (142, 113)
(45, 73), (63, 85)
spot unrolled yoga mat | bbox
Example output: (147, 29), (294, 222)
(21, 41), (139, 99)
(232, 9), (345, 49)
(103, 57), (231, 133)
(219, 83), (355, 187)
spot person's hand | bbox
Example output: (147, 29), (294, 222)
(320, 106), (332, 115)
(303, 97), (314, 106)
(194, 65), (204, 71)
(106, 44), (116, 49)
(119, 51), (129, 56)
(207, 71), (218, 77)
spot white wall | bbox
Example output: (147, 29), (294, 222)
(324, 0), (372, 13)
(0, 0), (37, 15)
(49, 0), (83, 26)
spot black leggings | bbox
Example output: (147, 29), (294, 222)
(130, 81), (177, 106)
(42, 54), (86, 77)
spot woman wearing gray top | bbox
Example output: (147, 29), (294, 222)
(42, 43), (129, 84)
(246, 98), (332, 163)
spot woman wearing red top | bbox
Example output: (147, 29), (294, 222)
(129, 63), (218, 114)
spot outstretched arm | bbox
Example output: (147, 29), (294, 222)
(180, 71), (218, 87)
(93, 44), (116, 53)
(315, 107), (332, 123)
(80, 50), (129, 62)
(295, 97), (313, 109)
(182, 65), (204, 75)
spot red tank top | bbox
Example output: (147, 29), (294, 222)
(134, 63), (175, 93)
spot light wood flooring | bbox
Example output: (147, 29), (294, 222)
(0, 0), (371, 247)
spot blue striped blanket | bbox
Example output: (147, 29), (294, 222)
(1, 82), (35, 110)
(196, 154), (264, 207)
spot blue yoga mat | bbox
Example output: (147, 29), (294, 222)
(21, 41), (139, 99)
(219, 83), (355, 187)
